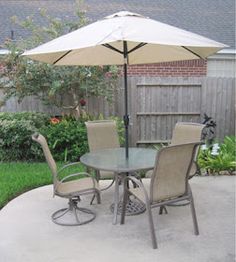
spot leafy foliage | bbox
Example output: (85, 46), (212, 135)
(0, 112), (124, 162)
(0, 112), (50, 161)
(0, 111), (50, 128)
(40, 117), (89, 162)
(0, 119), (38, 161)
(39, 114), (125, 162)
(198, 136), (236, 174)
(0, 4), (119, 115)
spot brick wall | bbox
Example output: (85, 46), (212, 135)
(123, 59), (207, 77)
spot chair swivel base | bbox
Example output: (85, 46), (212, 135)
(52, 198), (96, 226)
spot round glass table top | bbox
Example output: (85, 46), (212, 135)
(80, 147), (157, 173)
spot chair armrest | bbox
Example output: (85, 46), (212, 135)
(57, 162), (96, 186)
(57, 162), (81, 175)
(59, 172), (94, 183)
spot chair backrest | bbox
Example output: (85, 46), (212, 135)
(85, 120), (120, 152)
(170, 122), (205, 146)
(150, 143), (199, 203)
(32, 133), (58, 186)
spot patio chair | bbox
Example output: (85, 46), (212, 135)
(121, 142), (201, 249)
(146, 122), (205, 179)
(85, 120), (120, 191)
(170, 122), (205, 178)
(32, 133), (100, 226)
(157, 122), (205, 214)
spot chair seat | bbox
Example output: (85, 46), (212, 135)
(129, 180), (186, 204)
(56, 177), (99, 196)
(145, 163), (198, 179)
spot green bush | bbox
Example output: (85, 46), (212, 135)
(0, 112), (50, 161)
(39, 115), (125, 162)
(0, 111), (50, 128)
(0, 112), (125, 162)
(40, 118), (88, 162)
(198, 136), (236, 175)
(0, 119), (39, 161)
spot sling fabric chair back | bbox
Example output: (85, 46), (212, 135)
(85, 120), (120, 180)
(171, 122), (205, 145)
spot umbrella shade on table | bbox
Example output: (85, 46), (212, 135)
(22, 11), (227, 158)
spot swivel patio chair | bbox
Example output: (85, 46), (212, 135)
(85, 120), (120, 191)
(121, 142), (201, 249)
(32, 133), (100, 226)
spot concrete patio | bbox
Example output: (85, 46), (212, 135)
(0, 176), (235, 262)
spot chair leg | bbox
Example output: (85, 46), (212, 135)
(189, 195), (199, 235)
(96, 191), (101, 204)
(90, 194), (96, 205)
(90, 191), (101, 205)
(146, 203), (158, 249)
(159, 205), (168, 215)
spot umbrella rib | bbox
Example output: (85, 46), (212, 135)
(128, 42), (147, 54)
(103, 42), (147, 56)
(102, 44), (124, 55)
(53, 50), (72, 64)
(181, 46), (204, 59)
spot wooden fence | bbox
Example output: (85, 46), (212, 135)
(124, 77), (235, 145)
(0, 76), (235, 145)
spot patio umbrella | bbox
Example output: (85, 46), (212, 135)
(22, 11), (227, 158)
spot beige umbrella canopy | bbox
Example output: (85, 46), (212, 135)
(22, 11), (227, 157)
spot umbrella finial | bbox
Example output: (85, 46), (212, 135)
(104, 11), (148, 19)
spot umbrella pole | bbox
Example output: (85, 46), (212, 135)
(123, 41), (129, 158)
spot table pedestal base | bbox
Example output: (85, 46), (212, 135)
(110, 199), (146, 216)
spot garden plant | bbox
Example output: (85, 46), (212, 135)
(198, 136), (236, 175)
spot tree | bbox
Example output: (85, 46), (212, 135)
(0, 4), (119, 117)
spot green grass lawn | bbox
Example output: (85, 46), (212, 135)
(0, 162), (85, 209)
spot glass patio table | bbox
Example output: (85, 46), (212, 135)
(80, 147), (157, 224)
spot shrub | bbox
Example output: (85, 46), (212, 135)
(198, 136), (236, 175)
(0, 111), (50, 128)
(0, 112), (50, 161)
(39, 115), (125, 162)
(40, 117), (89, 162)
(0, 112), (124, 162)
(0, 119), (40, 161)
(0, 112), (49, 161)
